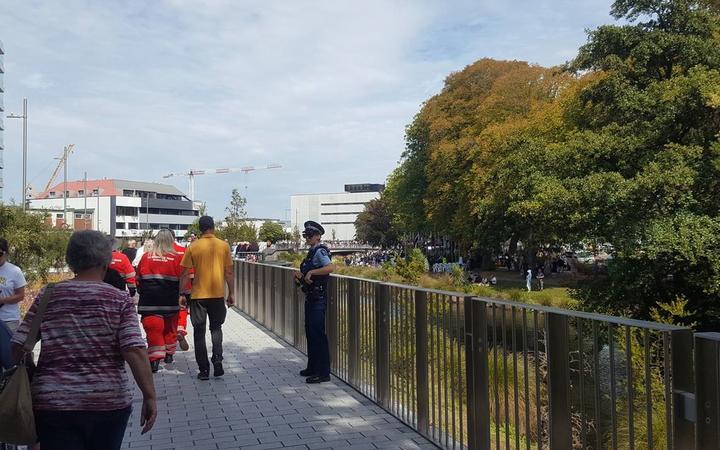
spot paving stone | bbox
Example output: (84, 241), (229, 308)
(122, 308), (434, 449)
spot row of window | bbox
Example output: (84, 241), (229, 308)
(116, 222), (187, 231)
(48, 189), (98, 198)
(122, 190), (183, 201)
(116, 206), (198, 216)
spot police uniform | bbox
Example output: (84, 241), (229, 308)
(299, 221), (332, 383)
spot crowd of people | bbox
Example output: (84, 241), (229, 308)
(342, 249), (395, 267)
(0, 215), (337, 449)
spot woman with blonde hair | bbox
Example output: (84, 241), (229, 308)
(136, 230), (183, 372)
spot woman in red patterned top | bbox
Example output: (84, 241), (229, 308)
(11, 230), (156, 450)
(136, 229), (184, 373)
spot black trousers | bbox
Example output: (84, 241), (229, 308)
(35, 407), (131, 450)
(304, 296), (330, 377)
(189, 299), (227, 371)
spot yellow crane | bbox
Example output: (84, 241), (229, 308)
(43, 144), (75, 193)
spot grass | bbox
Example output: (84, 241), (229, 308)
(334, 263), (579, 310)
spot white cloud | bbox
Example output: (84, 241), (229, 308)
(0, 0), (614, 218)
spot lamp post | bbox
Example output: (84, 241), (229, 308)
(6, 98), (28, 209)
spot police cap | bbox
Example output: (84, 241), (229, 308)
(303, 220), (325, 236)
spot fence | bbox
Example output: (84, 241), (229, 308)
(234, 261), (720, 450)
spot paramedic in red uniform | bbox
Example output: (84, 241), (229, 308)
(136, 229), (184, 373)
(104, 242), (137, 297)
(171, 230), (192, 351)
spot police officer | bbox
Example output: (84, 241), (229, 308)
(295, 221), (334, 384)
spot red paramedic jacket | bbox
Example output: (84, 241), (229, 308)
(136, 250), (184, 316)
(104, 250), (136, 291)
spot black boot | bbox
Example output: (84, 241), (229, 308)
(164, 354), (174, 364)
(150, 360), (160, 373)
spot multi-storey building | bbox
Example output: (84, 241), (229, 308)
(29, 179), (199, 238)
(0, 39), (4, 201)
(290, 184), (383, 241)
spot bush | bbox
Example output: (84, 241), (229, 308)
(0, 206), (71, 282)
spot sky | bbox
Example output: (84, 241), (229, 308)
(0, 0), (614, 220)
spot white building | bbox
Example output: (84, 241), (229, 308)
(290, 184), (383, 241)
(29, 179), (199, 238)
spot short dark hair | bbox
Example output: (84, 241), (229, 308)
(66, 230), (113, 273)
(199, 216), (215, 233)
(0, 238), (8, 253)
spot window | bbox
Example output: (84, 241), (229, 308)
(49, 192), (56, 198)
(320, 202), (367, 206)
(128, 223), (138, 230)
(92, 189), (99, 195)
(65, 191), (70, 197)
(116, 206), (137, 216)
(116, 222), (126, 229)
(77, 190), (84, 196)
(56, 213), (63, 219)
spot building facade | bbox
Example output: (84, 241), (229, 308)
(0, 39), (4, 201)
(290, 184), (383, 241)
(29, 179), (199, 238)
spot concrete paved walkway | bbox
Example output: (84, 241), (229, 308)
(123, 308), (436, 450)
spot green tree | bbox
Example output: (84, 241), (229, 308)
(355, 197), (397, 248)
(217, 189), (255, 243)
(258, 221), (287, 243)
(0, 205), (71, 281)
(561, 0), (720, 328)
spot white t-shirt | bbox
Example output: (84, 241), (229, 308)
(0, 262), (27, 322)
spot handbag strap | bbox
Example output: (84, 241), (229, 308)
(22, 283), (56, 354)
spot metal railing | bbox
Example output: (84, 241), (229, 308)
(234, 261), (720, 450)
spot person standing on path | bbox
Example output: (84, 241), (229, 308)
(536, 267), (545, 291)
(170, 230), (192, 352)
(104, 241), (137, 298)
(136, 229), (184, 373)
(179, 216), (234, 380)
(295, 221), (335, 384)
(122, 239), (138, 266)
(0, 238), (27, 334)
(526, 268), (533, 292)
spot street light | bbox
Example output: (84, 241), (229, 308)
(6, 98), (28, 209)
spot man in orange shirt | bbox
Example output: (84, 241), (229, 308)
(179, 216), (234, 380)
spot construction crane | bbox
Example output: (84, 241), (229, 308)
(163, 164), (281, 201)
(43, 144), (75, 193)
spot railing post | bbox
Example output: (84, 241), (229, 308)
(267, 266), (275, 331)
(672, 329), (695, 449)
(327, 277), (338, 373)
(253, 263), (259, 320)
(375, 283), (391, 408)
(546, 312), (572, 450)
(465, 297), (490, 449)
(348, 278), (361, 387)
(415, 290), (430, 436)
(695, 332), (720, 450)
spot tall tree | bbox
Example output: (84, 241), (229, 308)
(355, 197), (397, 248)
(258, 221), (287, 243)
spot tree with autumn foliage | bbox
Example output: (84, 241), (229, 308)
(385, 0), (720, 328)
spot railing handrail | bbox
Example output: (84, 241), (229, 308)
(240, 260), (689, 332)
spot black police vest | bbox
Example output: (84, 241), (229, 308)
(300, 244), (332, 295)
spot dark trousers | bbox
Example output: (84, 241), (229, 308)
(35, 407), (131, 450)
(304, 297), (330, 377)
(190, 299), (227, 371)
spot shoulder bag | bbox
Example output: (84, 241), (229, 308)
(0, 283), (55, 446)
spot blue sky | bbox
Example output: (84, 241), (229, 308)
(1, 0), (614, 220)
